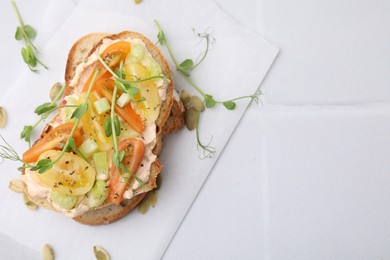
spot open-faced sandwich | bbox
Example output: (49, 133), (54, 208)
(20, 31), (184, 225)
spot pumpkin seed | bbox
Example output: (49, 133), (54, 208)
(180, 90), (190, 101)
(9, 179), (24, 193)
(0, 106), (7, 128)
(42, 244), (54, 260)
(149, 190), (158, 208)
(23, 193), (38, 210)
(138, 194), (151, 214)
(180, 90), (191, 109)
(94, 245), (110, 260)
(185, 107), (200, 131)
(49, 82), (63, 101)
(190, 95), (205, 112)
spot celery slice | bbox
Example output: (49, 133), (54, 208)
(50, 191), (77, 210)
(79, 138), (98, 158)
(87, 180), (109, 207)
(116, 93), (132, 108)
(93, 152), (109, 180)
(126, 43), (145, 64)
(93, 97), (110, 115)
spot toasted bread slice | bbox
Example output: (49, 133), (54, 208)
(23, 32), (184, 225)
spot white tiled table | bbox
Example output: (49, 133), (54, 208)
(1, 0), (390, 259)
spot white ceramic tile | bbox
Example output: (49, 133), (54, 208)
(262, 0), (390, 105)
(164, 105), (267, 259)
(262, 105), (390, 259)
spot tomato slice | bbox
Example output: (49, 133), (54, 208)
(108, 138), (145, 204)
(82, 41), (131, 92)
(23, 123), (82, 163)
(36, 150), (96, 196)
(95, 77), (145, 133)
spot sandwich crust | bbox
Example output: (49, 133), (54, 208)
(23, 31), (184, 224)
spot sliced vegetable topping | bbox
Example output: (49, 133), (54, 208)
(108, 138), (145, 204)
(124, 63), (161, 122)
(36, 150), (96, 196)
(95, 78), (144, 133)
(50, 191), (77, 210)
(82, 41), (131, 93)
(22, 123), (82, 163)
(80, 93), (112, 152)
(87, 180), (109, 207)
(79, 138), (98, 158)
(93, 152), (109, 181)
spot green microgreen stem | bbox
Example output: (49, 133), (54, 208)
(10, 0), (48, 71)
(0, 135), (24, 164)
(22, 84), (66, 147)
(10, 0), (24, 31)
(195, 113), (215, 159)
(111, 86), (119, 157)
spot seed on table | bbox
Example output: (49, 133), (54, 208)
(0, 106), (7, 128)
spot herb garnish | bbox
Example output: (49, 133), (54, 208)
(29, 68), (100, 173)
(0, 69), (100, 173)
(10, 0), (48, 72)
(21, 83), (66, 147)
(155, 20), (262, 158)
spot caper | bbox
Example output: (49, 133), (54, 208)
(42, 244), (54, 260)
(9, 179), (24, 193)
(93, 245), (110, 260)
(185, 108), (200, 131)
(190, 95), (205, 112)
(0, 106), (7, 128)
(49, 82), (63, 101)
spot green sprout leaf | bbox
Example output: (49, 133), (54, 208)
(20, 125), (33, 143)
(21, 47), (29, 63)
(204, 94), (216, 108)
(178, 59), (194, 76)
(71, 103), (88, 119)
(157, 30), (166, 45)
(113, 115), (121, 136)
(67, 136), (77, 152)
(15, 26), (23, 41)
(222, 101), (236, 110)
(34, 102), (56, 115)
(30, 158), (52, 173)
(104, 116), (112, 137)
(10, 0), (48, 71)
(23, 25), (36, 39)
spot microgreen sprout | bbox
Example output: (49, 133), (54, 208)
(21, 83), (66, 147)
(10, 0), (48, 72)
(30, 69), (100, 173)
(195, 114), (216, 159)
(155, 20), (262, 158)
(0, 135), (24, 164)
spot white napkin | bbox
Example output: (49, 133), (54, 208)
(0, 1), (278, 259)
